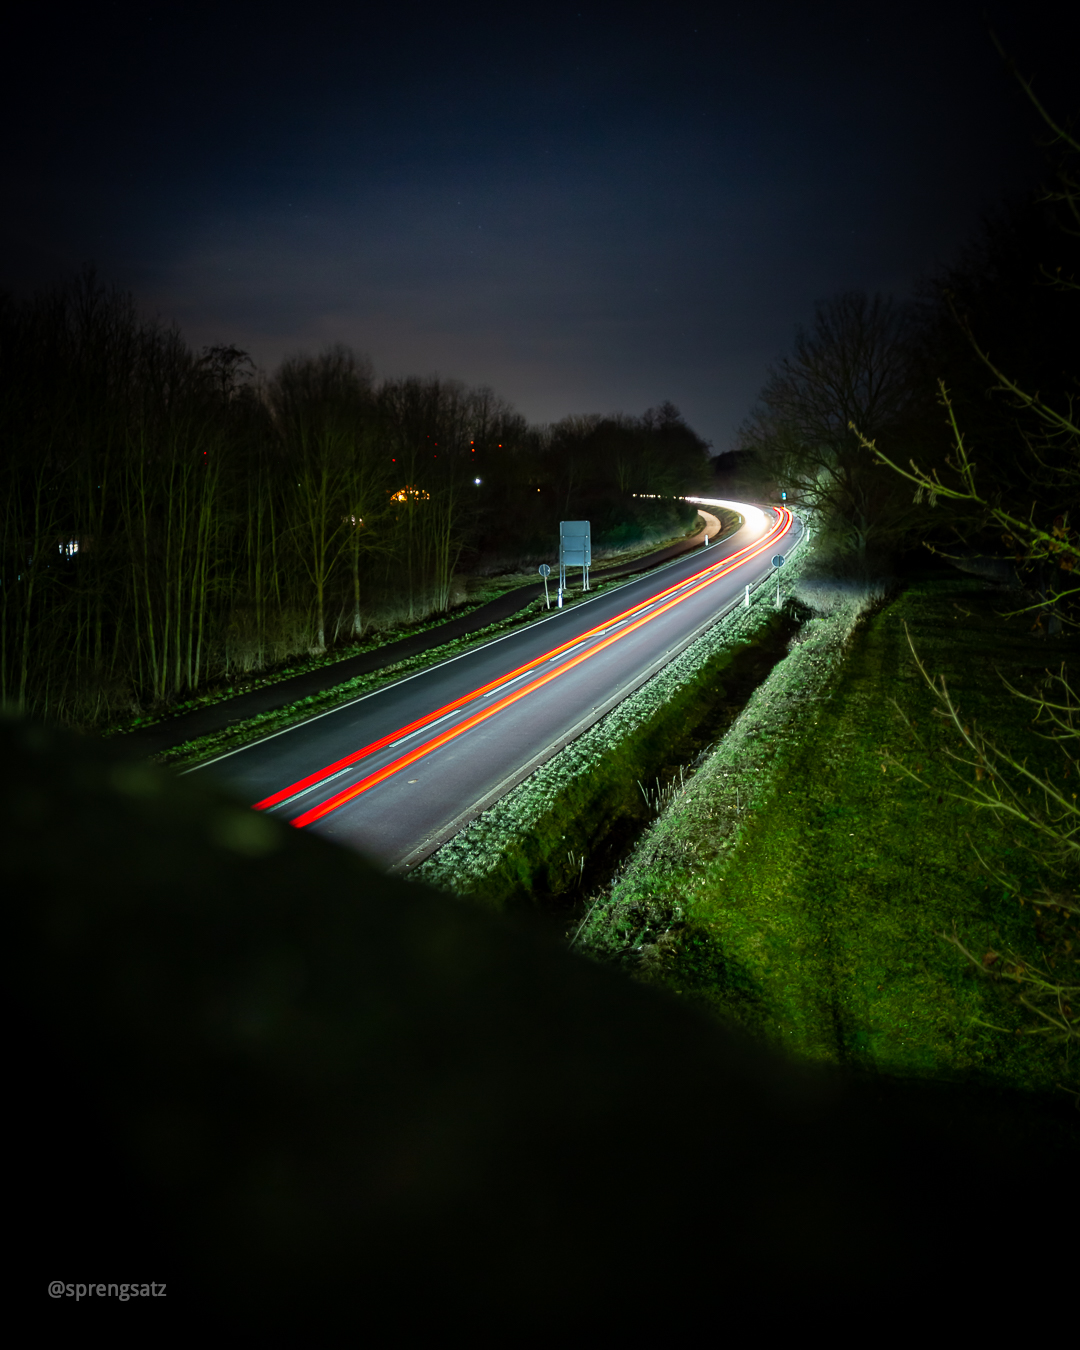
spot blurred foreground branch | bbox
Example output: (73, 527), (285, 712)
(892, 629), (1080, 1061)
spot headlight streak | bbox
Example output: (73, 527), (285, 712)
(266, 510), (791, 829)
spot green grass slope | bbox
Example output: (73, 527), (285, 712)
(594, 571), (1079, 1093)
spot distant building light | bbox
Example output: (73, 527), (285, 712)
(474, 477), (482, 485)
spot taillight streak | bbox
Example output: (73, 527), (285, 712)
(276, 510), (790, 829)
(253, 510), (787, 813)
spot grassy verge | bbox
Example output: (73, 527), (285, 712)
(150, 511), (743, 769)
(415, 520), (813, 910)
(583, 569), (1079, 1093)
(464, 508), (730, 600)
(108, 595), (526, 739)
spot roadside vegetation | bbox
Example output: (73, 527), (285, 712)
(415, 520), (811, 906)
(607, 60), (1079, 1092)
(151, 510), (739, 769)
(416, 542), (1077, 1093)
(0, 282), (710, 732)
(578, 568), (1077, 1092)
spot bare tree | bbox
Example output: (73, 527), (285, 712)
(739, 291), (921, 565)
(268, 347), (381, 651)
(862, 68), (1080, 630)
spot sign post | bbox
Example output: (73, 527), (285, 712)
(559, 521), (591, 594)
(771, 552), (786, 605)
(538, 563), (551, 609)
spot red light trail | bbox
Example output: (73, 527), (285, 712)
(259, 509), (791, 828)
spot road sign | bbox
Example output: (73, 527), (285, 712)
(538, 563), (551, 608)
(538, 564), (551, 576)
(559, 520), (591, 592)
(772, 554), (786, 568)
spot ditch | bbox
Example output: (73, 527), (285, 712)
(451, 598), (810, 919)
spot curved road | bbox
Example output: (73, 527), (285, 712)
(195, 501), (798, 870)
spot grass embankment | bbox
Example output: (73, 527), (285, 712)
(416, 522), (812, 912)
(583, 571), (1079, 1093)
(148, 511), (741, 769)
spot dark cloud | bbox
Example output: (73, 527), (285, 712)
(3, 0), (1074, 447)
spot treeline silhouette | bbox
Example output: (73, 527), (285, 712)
(0, 272), (710, 727)
(736, 191), (1079, 574)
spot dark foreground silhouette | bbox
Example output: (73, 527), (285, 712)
(7, 717), (1074, 1330)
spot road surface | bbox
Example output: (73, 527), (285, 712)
(194, 502), (797, 869)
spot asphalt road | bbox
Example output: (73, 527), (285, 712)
(194, 502), (797, 869)
(120, 504), (727, 758)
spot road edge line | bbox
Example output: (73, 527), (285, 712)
(389, 514), (803, 875)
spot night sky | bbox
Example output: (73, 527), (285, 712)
(3, 1), (1075, 451)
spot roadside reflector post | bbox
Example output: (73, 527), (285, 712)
(557, 586), (563, 608)
(744, 584), (750, 608)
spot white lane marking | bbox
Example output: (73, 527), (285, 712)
(263, 758), (366, 809)
(267, 568), (747, 803)
(265, 517), (797, 814)
(184, 503), (776, 775)
(482, 668), (536, 696)
(388, 706), (461, 747)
